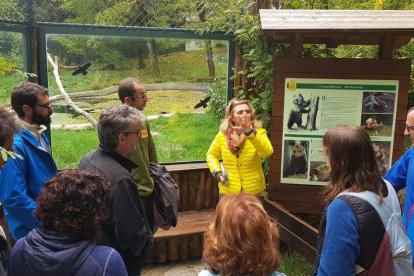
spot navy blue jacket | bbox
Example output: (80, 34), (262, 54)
(8, 227), (127, 275)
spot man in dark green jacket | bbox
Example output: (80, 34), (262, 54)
(118, 77), (158, 231)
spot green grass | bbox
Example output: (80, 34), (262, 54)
(51, 128), (98, 169)
(152, 112), (221, 162)
(52, 112), (221, 169)
(0, 48), (228, 106)
(47, 49), (227, 95)
(279, 250), (314, 275)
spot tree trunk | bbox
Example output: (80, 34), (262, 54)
(147, 39), (160, 75)
(233, 42), (245, 97)
(137, 45), (145, 69)
(305, 96), (319, 131)
(204, 40), (215, 79)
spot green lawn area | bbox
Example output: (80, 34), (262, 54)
(0, 48), (228, 106)
(52, 112), (221, 169)
(280, 250), (314, 275)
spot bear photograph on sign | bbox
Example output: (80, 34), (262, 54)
(281, 78), (398, 185)
(282, 140), (309, 179)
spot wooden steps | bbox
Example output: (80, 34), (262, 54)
(155, 209), (215, 239)
(146, 163), (219, 264)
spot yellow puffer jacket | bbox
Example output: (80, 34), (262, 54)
(206, 128), (273, 195)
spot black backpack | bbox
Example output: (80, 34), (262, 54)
(149, 163), (180, 230)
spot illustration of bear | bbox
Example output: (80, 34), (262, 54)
(287, 93), (311, 129)
(287, 143), (308, 176)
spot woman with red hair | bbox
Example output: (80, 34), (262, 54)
(199, 193), (284, 276)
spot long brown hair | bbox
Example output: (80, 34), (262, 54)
(322, 125), (384, 203)
(202, 193), (281, 276)
(220, 99), (262, 133)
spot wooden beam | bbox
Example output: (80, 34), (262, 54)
(379, 36), (394, 59)
(262, 199), (318, 263)
(290, 35), (302, 58)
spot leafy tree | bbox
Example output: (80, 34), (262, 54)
(0, 55), (16, 76)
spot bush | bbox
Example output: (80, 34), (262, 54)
(207, 79), (227, 119)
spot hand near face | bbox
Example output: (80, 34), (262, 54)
(231, 104), (253, 133)
(231, 122), (252, 134)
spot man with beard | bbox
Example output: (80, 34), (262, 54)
(0, 82), (57, 242)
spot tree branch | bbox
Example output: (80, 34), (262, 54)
(46, 53), (97, 128)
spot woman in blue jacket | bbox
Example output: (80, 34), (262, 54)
(315, 126), (411, 275)
(8, 169), (127, 276)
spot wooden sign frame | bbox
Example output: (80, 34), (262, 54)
(268, 57), (411, 214)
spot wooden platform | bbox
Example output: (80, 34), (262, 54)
(147, 209), (216, 263)
(146, 163), (218, 264)
(155, 209), (215, 239)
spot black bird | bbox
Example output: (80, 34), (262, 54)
(72, 61), (92, 76)
(194, 96), (211, 109)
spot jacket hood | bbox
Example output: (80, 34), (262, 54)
(19, 227), (95, 274)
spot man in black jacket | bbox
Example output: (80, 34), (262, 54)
(79, 105), (152, 276)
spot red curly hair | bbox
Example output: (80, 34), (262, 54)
(202, 193), (281, 276)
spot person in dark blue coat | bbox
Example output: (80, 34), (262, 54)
(8, 169), (127, 276)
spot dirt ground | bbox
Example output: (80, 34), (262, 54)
(142, 258), (204, 276)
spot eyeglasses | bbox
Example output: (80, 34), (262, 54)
(130, 93), (147, 100)
(124, 130), (142, 138)
(406, 125), (414, 132)
(35, 103), (52, 109)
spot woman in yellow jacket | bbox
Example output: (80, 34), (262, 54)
(206, 99), (274, 195)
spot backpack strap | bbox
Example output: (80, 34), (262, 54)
(337, 180), (400, 227)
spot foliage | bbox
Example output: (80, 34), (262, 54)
(0, 146), (23, 162)
(0, 0), (22, 20)
(206, 79), (227, 119)
(0, 55), (16, 76)
(199, 0), (274, 131)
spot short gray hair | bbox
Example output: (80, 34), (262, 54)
(97, 105), (142, 149)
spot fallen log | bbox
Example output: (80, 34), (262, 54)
(50, 83), (208, 102)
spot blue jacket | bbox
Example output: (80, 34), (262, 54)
(8, 227), (127, 276)
(384, 147), (414, 261)
(0, 128), (57, 240)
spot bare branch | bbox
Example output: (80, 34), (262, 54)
(47, 54), (97, 128)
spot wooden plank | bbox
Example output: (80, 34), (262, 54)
(187, 173), (197, 210)
(204, 172), (213, 208)
(195, 172), (205, 210)
(262, 199), (318, 247)
(156, 239), (168, 263)
(190, 234), (203, 258)
(179, 173), (189, 212)
(167, 237), (179, 262)
(210, 174), (219, 208)
(260, 9), (414, 31)
(165, 162), (209, 172)
(155, 210), (215, 238)
(179, 236), (189, 261)
(278, 223), (317, 264)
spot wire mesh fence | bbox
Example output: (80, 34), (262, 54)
(0, 0), (211, 28)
